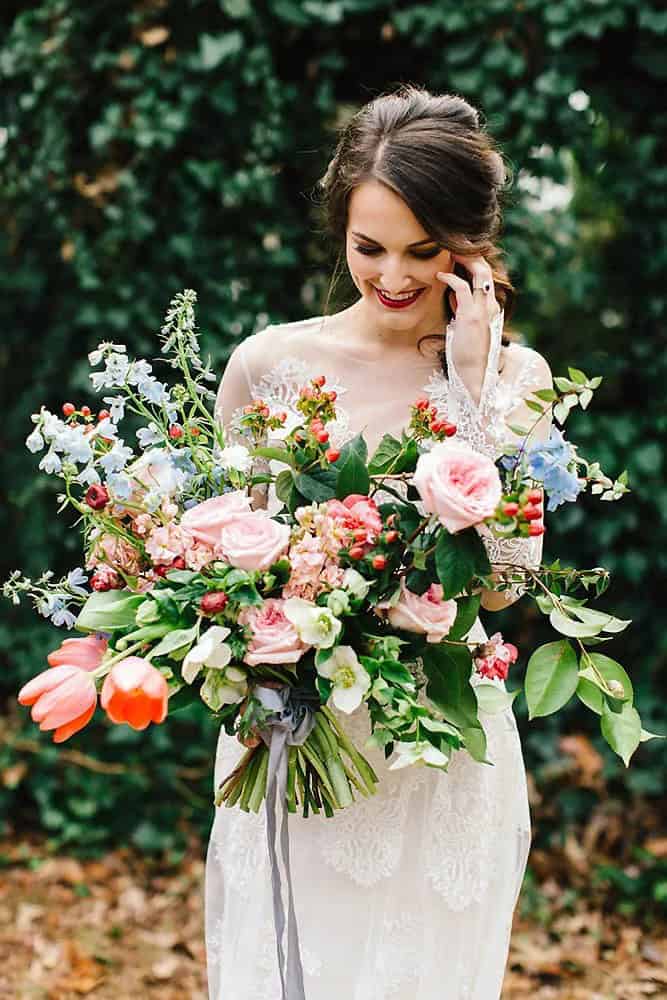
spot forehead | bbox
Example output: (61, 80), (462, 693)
(347, 180), (430, 243)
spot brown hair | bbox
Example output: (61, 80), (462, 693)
(314, 83), (518, 376)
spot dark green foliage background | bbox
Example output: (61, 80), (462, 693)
(1, 1), (665, 870)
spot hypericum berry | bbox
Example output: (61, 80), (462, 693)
(278, 411), (288, 423)
(415, 397), (429, 411)
(200, 591), (229, 615)
(97, 409), (111, 421)
(80, 405), (91, 417)
(169, 424), (184, 440)
(353, 528), (367, 543)
(443, 422), (457, 436)
(85, 484), (110, 510)
(386, 513), (398, 527)
(502, 502), (520, 517)
(90, 572), (116, 591)
(522, 505), (542, 521)
(260, 405), (270, 417)
(527, 488), (543, 504)
(325, 448), (340, 463)
(372, 554), (387, 570)
(348, 544), (365, 560)
(62, 402), (75, 417)
(327, 390), (337, 402)
(154, 564), (169, 578)
(528, 523), (546, 536)
(384, 530), (399, 543)
(316, 429), (329, 444)
(310, 419), (324, 432)
(243, 404), (254, 414)
(313, 375), (326, 387)
(171, 556), (186, 570)
(190, 426), (201, 436)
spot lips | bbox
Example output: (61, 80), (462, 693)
(373, 286), (425, 309)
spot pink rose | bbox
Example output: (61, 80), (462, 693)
(412, 441), (502, 533)
(219, 511), (290, 572)
(238, 598), (310, 666)
(375, 577), (458, 643)
(179, 491), (253, 548)
(326, 494), (383, 544)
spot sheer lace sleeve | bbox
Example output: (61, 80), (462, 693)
(424, 308), (553, 608)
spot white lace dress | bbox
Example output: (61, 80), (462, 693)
(205, 310), (551, 999)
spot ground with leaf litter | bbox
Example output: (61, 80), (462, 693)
(0, 830), (665, 1000)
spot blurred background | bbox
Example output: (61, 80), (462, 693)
(1, 1), (665, 997)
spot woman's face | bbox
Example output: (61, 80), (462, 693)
(345, 180), (454, 335)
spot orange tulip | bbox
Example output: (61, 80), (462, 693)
(18, 664), (97, 743)
(47, 634), (108, 671)
(100, 656), (168, 730)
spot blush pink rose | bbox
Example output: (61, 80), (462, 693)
(238, 597), (310, 666)
(412, 441), (502, 533)
(375, 578), (458, 643)
(326, 494), (383, 544)
(179, 491), (253, 548)
(219, 512), (290, 572)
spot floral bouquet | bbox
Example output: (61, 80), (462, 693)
(5, 290), (661, 823)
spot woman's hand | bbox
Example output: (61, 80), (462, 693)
(435, 249), (501, 399)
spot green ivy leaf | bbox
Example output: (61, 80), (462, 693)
(335, 433), (370, 498)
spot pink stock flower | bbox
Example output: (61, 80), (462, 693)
(47, 634), (108, 671)
(179, 491), (253, 549)
(219, 512), (290, 572)
(100, 656), (168, 730)
(18, 665), (97, 743)
(412, 440), (502, 533)
(238, 598), (310, 666)
(144, 521), (189, 565)
(86, 532), (143, 575)
(473, 632), (519, 682)
(375, 578), (458, 643)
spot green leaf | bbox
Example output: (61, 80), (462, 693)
(525, 640), (579, 719)
(367, 434), (402, 475)
(149, 623), (199, 660)
(507, 423), (530, 435)
(275, 468), (296, 504)
(447, 594), (482, 640)
(422, 643), (480, 731)
(76, 590), (144, 632)
(639, 728), (666, 742)
(600, 700), (642, 767)
(532, 388), (558, 402)
(461, 725), (490, 763)
(419, 716), (461, 738)
(549, 609), (602, 637)
(379, 660), (416, 689)
(335, 433), (370, 498)
(577, 653), (634, 711)
(474, 683), (520, 715)
(295, 470), (337, 502)
(435, 528), (490, 599)
(525, 399), (546, 413)
(568, 366), (588, 384)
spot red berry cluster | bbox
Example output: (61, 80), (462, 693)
(497, 487), (546, 537)
(294, 375), (340, 462)
(410, 397), (456, 440)
(62, 401), (110, 423)
(154, 555), (186, 578)
(240, 398), (287, 438)
(346, 512), (401, 570)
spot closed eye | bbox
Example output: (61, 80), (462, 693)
(354, 244), (441, 260)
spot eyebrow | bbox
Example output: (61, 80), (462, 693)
(351, 231), (438, 247)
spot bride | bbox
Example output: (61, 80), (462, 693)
(205, 84), (553, 999)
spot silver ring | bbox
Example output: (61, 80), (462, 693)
(472, 279), (492, 294)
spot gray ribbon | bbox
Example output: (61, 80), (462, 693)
(254, 683), (318, 1000)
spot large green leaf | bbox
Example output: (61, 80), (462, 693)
(448, 594), (482, 640)
(576, 653), (634, 714)
(525, 640), (579, 719)
(434, 528), (490, 599)
(600, 700), (642, 767)
(295, 469), (337, 502)
(422, 643), (480, 731)
(335, 432), (370, 498)
(76, 590), (145, 632)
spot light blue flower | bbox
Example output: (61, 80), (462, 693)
(103, 395), (126, 423)
(39, 449), (62, 475)
(137, 422), (163, 449)
(66, 567), (89, 596)
(542, 465), (585, 511)
(26, 428), (45, 453)
(51, 606), (77, 629)
(106, 471), (133, 500)
(36, 593), (65, 618)
(135, 376), (171, 406)
(526, 426), (572, 478)
(89, 352), (130, 390)
(99, 440), (134, 474)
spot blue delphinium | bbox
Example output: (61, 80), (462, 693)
(525, 426), (585, 511)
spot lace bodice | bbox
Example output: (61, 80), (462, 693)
(221, 308), (551, 603)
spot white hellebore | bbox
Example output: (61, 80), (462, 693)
(317, 645), (371, 714)
(388, 739), (449, 771)
(341, 568), (371, 600)
(182, 626), (233, 683)
(282, 597), (342, 649)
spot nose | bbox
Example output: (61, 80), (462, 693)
(378, 264), (418, 294)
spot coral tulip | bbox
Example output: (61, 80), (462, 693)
(47, 634), (108, 671)
(100, 656), (168, 730)
(18, 664), (97, 743)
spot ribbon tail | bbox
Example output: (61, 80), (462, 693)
(279, 746), (307, 999)
(265, 726), (289, 999)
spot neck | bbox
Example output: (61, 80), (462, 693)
(345, 297), (447, 354)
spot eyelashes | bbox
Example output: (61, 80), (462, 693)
(353, 245), (441, 260)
